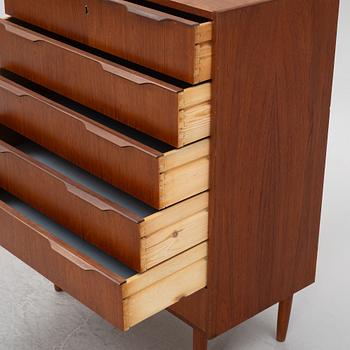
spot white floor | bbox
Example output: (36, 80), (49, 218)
(1, 1), (350, 349)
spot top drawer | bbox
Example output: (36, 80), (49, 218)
(4, 0), (213, 84)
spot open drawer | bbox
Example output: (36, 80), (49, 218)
(0, 191), (207, 330)
(0, 136), (208, 272)
(0, 19), (211, 147)
(0, 74), (209, 209)
(4, 0), (212, 84)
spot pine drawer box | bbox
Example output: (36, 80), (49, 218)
(0, 192), (207, 330)
(0, 135), (208, 272)
(0, 19), (211, 147)
(0, 0), (340, 349)
(0, 75), (209, 209)
(4, 0), (213, 84)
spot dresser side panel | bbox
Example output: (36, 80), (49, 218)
(207, 0), (340, 337)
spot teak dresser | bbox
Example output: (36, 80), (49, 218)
(0, 0), (340, 349)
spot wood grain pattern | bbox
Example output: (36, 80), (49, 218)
(0, 76), (209, 208)
(206, 0), (340, 337)
(0, 198), (126, 329)
(0, 0), (340, 345)
(141, 0), (274, 17)
(142, 191), (208, 236)
(142, 210), (208, 270)
(170, 0), (339, 340)
(0, 75), (162, 207)
(169, 289), (208, 331)
(0, 140), (209, 272)
(193, 328), (208, 350)
(123, 243), (208, 329)
(160, 157), (209, 208)
(4, 0), (213, 83)
(276, 295), (294, 342)
(125, 258), (207, 329)
(0, 197), (208, 331)
(0, 139), (143, 270)
(178, 83), (212, 146)
(0, 19), (211, 147)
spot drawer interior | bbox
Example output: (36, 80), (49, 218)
(0, 0), (212, 329)
(0, 71), (209, 209)
(0, 131), (208, 271)
(1, 190), (136, 278)
(0, 190), (207, 330)
(17, 141), (156, 217)
(110, 0), (210, 22)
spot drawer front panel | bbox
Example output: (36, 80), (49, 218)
(0, 198), (126, 329)
(0, 140), (143, 270)
(4, 0), (212, 83)
(0, 20), (187, 146)
(0, 76), (210, 209)
(0, 76), (164, 208)
(0, 192), (208, 330)
(0, 138), (209, 272)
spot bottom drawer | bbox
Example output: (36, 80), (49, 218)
(0, 190), (207, 331)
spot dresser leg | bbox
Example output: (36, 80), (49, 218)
(276, 295), (294, 342)
(193, 328), (208, 350)
(54, 284), (63, 292)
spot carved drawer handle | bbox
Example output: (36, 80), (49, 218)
(0, 79), (29, 97)
(0, 21), (163, 87)
(99, 62), (156, 85)
(124, 6), (168, 21)
(49, 240), (96, 271)
(0, 80), (136, 149)
(104, 0), (175, 22)
(0, 142), (13, 154)
(64, 183), (117, 212)
(81, 121), (135, 148)
(1, 21), (43, 42)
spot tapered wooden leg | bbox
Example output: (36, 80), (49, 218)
(193, 328), (208, 350)
(54, 284), (63, 292)
(276, 295), (294, 342)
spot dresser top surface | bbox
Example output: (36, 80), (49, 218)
(146, 0), (273, 17)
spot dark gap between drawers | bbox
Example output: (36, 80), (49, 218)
(0, 70), (174, 154)
(0, 190), (136, 278)
(14, 141), (157, 218)
(7, 18), (197, 89)
(123, 0), (210, 23)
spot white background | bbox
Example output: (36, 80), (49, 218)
(0, 1), (349, 349)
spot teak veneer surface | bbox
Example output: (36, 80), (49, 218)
(0, 0), (340, 347)
(170, 0), (340, 338)
(0, 138), (209, 272)
(213, 0), (338, 335)
(0, 74), (209, 209)
(139, 0), (274, 17)
(4, 0), (213, 83)
(0, 190), (208, 330)
(0, 19), (211, 147)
